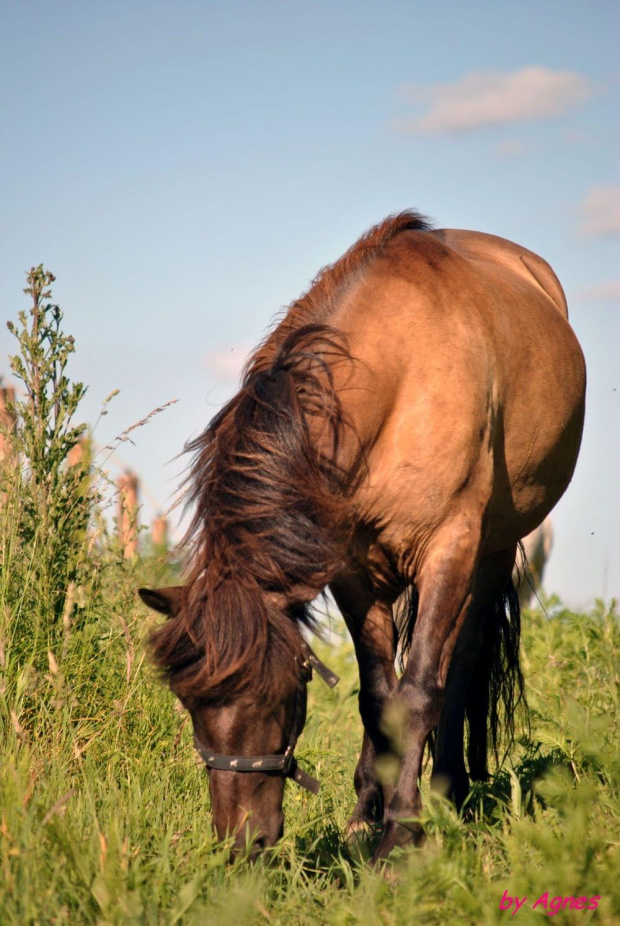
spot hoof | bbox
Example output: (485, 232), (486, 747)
(370, 818), (425, 864)
(346, 817), (371, 840)
(346, 816), (383, 862)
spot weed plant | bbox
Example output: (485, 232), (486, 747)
(1, 267), (95, 669)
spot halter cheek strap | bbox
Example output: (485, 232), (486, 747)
(192, 640), (339, 794)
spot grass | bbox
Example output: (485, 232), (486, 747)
(1, 573), (619, 924)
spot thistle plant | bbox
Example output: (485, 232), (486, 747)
(1, 266), (94, 663)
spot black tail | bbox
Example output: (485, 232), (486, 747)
(394, 577), (527, 779)
(466, 578), (527, 779)
(394, 584), (419, 671)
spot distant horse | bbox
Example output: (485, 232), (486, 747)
(517, 516), (554, 606)
(140, 212), (585, 862)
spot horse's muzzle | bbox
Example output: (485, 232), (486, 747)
(230, 814), (284, 862)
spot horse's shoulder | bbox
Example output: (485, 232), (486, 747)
(430, 229), (569, 318)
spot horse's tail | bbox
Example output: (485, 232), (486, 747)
(394, 576), (527, 779)
(466, 578), (527, 779)
(394, 584), (418, 670)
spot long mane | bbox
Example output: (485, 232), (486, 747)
(149, 211), (432, 703)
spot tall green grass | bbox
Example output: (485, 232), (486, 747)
(1, 272), (618, 923)
(1, 595), (619, 924)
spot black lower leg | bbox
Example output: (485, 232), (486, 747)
(329, 570), (397, 831)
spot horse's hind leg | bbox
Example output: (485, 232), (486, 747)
(329, 570), (397, 834)
(432, 546), (519, 810)
(431, 604), (483, 809)
(372, 526), (480, 861)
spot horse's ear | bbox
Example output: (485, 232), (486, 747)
(138, 586), (184, 617)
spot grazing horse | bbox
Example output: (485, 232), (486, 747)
(139, 212), (585, 862)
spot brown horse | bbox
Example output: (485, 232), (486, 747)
(139, 211), (585, 862)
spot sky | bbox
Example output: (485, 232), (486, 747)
(1, 0), (618, 608)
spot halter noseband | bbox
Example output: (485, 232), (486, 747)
(192, 640), (339, 794)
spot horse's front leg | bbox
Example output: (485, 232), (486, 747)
(372, 530), (478, 862)
(329, 571), (398, 835)
(350, 731), (383, 831)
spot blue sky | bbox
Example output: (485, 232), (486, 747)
(1, 1), (618, 606)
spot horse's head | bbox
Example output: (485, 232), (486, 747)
(139, 585), (329, 859)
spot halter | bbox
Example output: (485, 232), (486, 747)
(193, 640), (339, 794)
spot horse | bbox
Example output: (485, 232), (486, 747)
(139, 211), (586, 862)
(517, 516), (554, 606)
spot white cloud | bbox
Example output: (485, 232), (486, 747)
(204, 344), (252, 380)
(578, 185), (620, 237)
(574, 280), (620, 305)
(395, 67), (593, 134)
